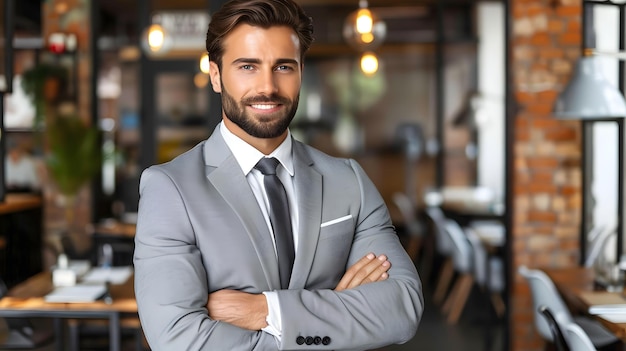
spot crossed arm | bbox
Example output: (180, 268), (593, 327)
(207, 253), (391, 330)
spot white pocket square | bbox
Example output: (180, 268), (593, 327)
(321, 215), (353, 228)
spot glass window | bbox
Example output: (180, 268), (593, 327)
(587, 4), (621, 261)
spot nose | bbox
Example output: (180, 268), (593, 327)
(255, 69), (278, 95)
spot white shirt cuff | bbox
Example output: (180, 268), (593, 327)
(262, 291), (282, 341)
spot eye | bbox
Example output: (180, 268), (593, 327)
(240, 64), (254, 70)
(276, 65), (294, 72)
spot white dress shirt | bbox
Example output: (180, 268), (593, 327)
(219, 121), (298, 341)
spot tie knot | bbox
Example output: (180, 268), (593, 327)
(255, 157), (280, 176)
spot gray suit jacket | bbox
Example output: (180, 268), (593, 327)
(134, 126), (423, 350)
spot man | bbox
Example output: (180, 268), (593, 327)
(134, 0), (423, 349)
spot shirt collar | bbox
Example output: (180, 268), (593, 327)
(219, 121), (294, 177)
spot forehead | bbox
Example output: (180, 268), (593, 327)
(221, 24), (301, 62)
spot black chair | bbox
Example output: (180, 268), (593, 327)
(0, 276), (54, 349)
(539, 305), (570, 351)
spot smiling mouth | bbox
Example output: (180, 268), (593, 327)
(250, 104), (279, 110)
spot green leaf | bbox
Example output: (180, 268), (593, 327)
(45, 115), (101, 196)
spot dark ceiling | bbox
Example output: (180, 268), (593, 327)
(12, 0), (478, 44)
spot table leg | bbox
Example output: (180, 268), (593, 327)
(110, 312), (121, 351)
(68, 320), (80, 351)
(53, 318), (64, 351)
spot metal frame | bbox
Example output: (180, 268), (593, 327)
(435, 1), (445, 188)
(91, 0), (103, 221)
(1, 0), (14, 94)
(503, 1), (512, 350)
(580, 0), (626, 264)
(0, 0), (14, 202)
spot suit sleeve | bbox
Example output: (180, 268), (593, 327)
(133, 167), (278, 350)
(276, 159), (424, 351)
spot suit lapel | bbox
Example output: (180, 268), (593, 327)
(203, 128), (281, 290)
(289, 141), (322, 289)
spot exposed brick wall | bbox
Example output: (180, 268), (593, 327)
(511, 0), (583, 350)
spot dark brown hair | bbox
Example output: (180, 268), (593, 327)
(206, 0), (314, 68)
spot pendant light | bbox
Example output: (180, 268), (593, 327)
(554, 49), (626, 119)
(343, 1), (386, 75)
(343, 0), (387, 52)
(199, 52), (210, 74)
(360, 52), (379, 76)
(141, 23), (172, 56)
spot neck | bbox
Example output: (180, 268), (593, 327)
(222, 118), (287, 155)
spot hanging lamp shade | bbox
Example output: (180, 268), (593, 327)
(554, 55), (626, 119)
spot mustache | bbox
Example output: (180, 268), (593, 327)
(242, 94), (290, 105)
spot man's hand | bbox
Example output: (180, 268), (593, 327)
(335, 253), (391, 291)
(207, 290), (268, 330)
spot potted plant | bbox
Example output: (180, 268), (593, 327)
(45, 112), (102, 215)
(21, 63), (102, 255)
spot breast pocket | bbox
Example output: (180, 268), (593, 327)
(312, 215), (355, 283)
(320, 214), (353, 239)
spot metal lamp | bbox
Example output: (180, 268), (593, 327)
(554, 49), (626, 119)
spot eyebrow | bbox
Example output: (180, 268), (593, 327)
(231, 58), (300, 66)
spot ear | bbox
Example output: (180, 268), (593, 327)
(209, 61), (222, 93)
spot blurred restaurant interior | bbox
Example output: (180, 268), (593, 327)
(1, 0), (626, 350)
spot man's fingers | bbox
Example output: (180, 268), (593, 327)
(335, 253), (390, 291)
(345, 255), (390, 289)
(335, 253), (376, 291)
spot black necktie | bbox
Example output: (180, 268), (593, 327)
(254, 157), (295, 289)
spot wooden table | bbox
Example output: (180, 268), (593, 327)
(0, 193), (42, 214)
(0, 270), (137, 351)
(94, 220), (136, 238)
(544, 266), (626, 340)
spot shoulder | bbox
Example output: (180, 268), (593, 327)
(141, 141), (206, 185)
(154, 141), (205, 172)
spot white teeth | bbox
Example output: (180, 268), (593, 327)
(251, 104), (276, 110)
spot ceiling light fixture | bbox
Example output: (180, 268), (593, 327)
(554, 49), (626, 119)
(343, 0), (387, 52)
(141, 23), (172, 56)
(343, 1), (386, 76)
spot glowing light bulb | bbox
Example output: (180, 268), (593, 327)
(360, 33), (374, 44)
(147, 24), (165, 52)
(356, 9), (373, 34)
(199, 52), (210, 74)
(343, 1), (386, 51)
(141, 22), (173, 56)
(360, 52), (378, 76)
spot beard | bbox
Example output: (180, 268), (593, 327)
(221, 83), (299, 139)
